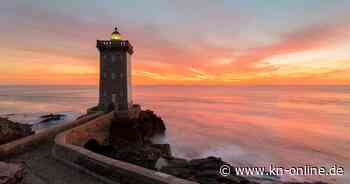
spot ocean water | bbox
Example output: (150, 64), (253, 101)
(0, 85), (349, 183)
(0, 86), (94, 130)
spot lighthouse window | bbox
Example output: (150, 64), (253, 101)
(112, 93), (117, 104)
(111, 73), (116, 80)
(103, 72), (107, 79)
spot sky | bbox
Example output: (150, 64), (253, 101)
(0, 0), (350, 85)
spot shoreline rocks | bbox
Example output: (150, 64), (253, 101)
(0, 161), (25, 184)
(0, 117), (34, 145)
(86, 109), (170, 170)
(109, 110), (166, 146)
(39, 113), (66, 123)
(84, 109), (329, 184)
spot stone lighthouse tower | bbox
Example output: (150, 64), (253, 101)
(97, 27), (134, 111)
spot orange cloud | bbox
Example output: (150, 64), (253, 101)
(0, 3), (349, 85)
(130, 23), (350, 85)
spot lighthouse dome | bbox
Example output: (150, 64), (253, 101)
(111, 27), (122, 40)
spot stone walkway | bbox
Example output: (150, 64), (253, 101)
(4, 139), (107, 184)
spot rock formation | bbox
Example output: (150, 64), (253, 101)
(39, 113), (66, 123)
(86, 110), (169, 169)
(85, 110), (329, 184)
(0, 161), (25, 184)
(109, 110), (166, 146)
(0, 117), (34, 145)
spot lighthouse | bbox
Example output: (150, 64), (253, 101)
(96, 27), (134, 111)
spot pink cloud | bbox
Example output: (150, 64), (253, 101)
(231, 23), (350, 69)
(130, 22), (350, 80)
(1, 1), (350, 84)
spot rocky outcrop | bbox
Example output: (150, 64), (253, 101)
(84, 140), (172, 170)
(39, 113), (66, 123)
(85, 109), (329, 184)
(111, 143), (171, 170)
(0, 161), (25, 184)
(86, 141), (252, 184)
(161, 156), (238, 184)
(84, 110), (168, 170)
(0, 117), (34, 145)
(109, 110), (166, 146)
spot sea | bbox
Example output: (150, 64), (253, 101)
(0, 85), (349, 183)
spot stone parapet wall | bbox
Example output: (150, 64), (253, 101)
(0, 112), (102, 158)
(64, 112), (113, 147)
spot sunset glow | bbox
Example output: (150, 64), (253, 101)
(0, 1), (349, 85)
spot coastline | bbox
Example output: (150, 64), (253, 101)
(0, 110), (336, 184)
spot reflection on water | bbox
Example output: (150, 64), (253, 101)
(0, 85), (97, 114)
(0, 85), (349, 183)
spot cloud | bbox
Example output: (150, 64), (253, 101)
(134, 70), (166, 80)
(1, 1), (350, 85)
(229, 23), (350, 71)
(132, 21), (350, 77)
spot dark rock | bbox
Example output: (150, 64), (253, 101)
(196, 178), (220, 184)
(189, 157), (227, 171)
(150, 144), (172, 157)
(0, 161), (25, 184)
(84, 139), (101, 152)
(0, 117), (34, 145)
(165, 157), (189, 168)
(109, 110), (166, 146)
(115, 144), (172, 170)
(105, 110), (170, 169)
(219, 175), (251, 184)
(196, 170), (220, 178)
(220, 175), (241, 183)
(161, 166), (194, 179)
(110, 117), (144, 146)
(140, 110), (166, 137)
(39, 113), (66, 123)
(83, 139), (115, 158)
(157, 156), (248, 184)
(86, 141), (172, 170)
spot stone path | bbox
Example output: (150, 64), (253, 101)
(4, 139), (107, 184)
